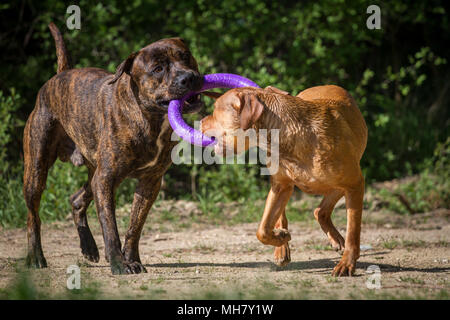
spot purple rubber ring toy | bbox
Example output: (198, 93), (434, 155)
(168, 73), (260, 147)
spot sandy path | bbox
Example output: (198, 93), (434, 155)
(0, 207), (449, 299)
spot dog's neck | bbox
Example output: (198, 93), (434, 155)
(116, 75), (166, 119)
(252, 92), (315, 152)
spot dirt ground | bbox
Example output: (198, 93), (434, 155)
(0, 203), (449, 299)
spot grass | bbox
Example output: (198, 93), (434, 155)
(379, 238), (449, 251)
(382, 239), (400, 250)
(0, 269), (103, 300)
(3, 271), (447, 300)
(325, 276), (340, 283)
(349, 288), (449, 300)
(193, 244), (217, 253)
(399, 276), (425, 285)
(1, 260), (449, 300)
(366, 164), (449, 215)
(305, 239), (333, 251)
(2, 148), (448, 229)
(401, 240), (427, 248)
(0, 160), (138, 228)
(300, 279), (315, 288)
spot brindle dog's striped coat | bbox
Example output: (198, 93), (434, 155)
(23, 23), (204, 274)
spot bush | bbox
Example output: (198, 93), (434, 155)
(374, 138), (450, 214)
(0, 0), (449, 227)
(197, 163), (268, 203)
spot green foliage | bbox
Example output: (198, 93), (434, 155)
(194, 162), (268, 224)
(0, 89), (24, 174)
(373, 138), (450, 214)
(198, 163), (267, 203)
(0, 159), (138, 227)
(0, 89), (28, 227)
(0, 267), (102, 300)
(356, 46), (448, 180)
(0, 0), (449, 227)
(0, 272), (40, 300)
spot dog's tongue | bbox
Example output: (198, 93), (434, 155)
(168, 73), (259, 147)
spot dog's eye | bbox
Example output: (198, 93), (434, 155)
(182, 52), (191, 62)
(152, 66), (164, 74)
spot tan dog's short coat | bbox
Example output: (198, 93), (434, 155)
(200, 85), (367, 276)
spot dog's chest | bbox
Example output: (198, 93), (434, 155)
(279, 158), (322, 194)
(132, 115), (178, 177)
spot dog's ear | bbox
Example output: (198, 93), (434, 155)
(240, 93), (264, 130)
(173, 37), (186, 44)
(264, 86), (289, 95)
(108, 52), (138, 85)
(201, 91), (223, 100)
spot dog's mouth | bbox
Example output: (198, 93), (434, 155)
(158, 93), (203, 113)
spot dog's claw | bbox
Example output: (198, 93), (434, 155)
(127, 261), (147, 274)
(325, 229), (345, 253)
(111, 261), (147, 275)
(330, 238), (345, 253)
(83, 252), (100, 263)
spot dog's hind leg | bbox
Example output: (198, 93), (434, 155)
(70, 167), (99, 262)
(273, 209), (291, 267)
(23, 102), (58, 268)
(332, 176), (364, 277)
(314, 189), (346, 251)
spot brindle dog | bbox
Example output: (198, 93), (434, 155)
(23, 23), (204, 274)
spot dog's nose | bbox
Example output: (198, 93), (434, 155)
(175, 73), (203, 92)
(175, 73), (196, 90)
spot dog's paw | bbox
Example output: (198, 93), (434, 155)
(328, 232), (345, 252)
(82, 247), (100, 263)
(125, 261), (147, 274)
(26, 250), (47, 269)
(274, 243), (291, 267)
(110, 261), (147, 275)
(70, 147), (84, 167)
(273, 228), (291, 245)
(332, 252), (357, 277)
(257, 228), (291, 246)
(78, 226), (100, 263)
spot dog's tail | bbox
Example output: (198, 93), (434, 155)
(48, 22), (72, 73)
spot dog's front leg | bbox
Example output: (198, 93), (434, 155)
(122, 176), (162, 271)
(274, 209), (291, 267)
(91, 168), (139, 274)
(256, 179), (294, 247)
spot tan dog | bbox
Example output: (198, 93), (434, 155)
(200, 85), (367, 276)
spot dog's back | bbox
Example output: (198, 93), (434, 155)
(297, 85), (353, 104)
(296, 85), (368, 160)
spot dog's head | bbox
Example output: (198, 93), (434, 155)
(200, 87), (266, 155)
(109, 38), (203, 112)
